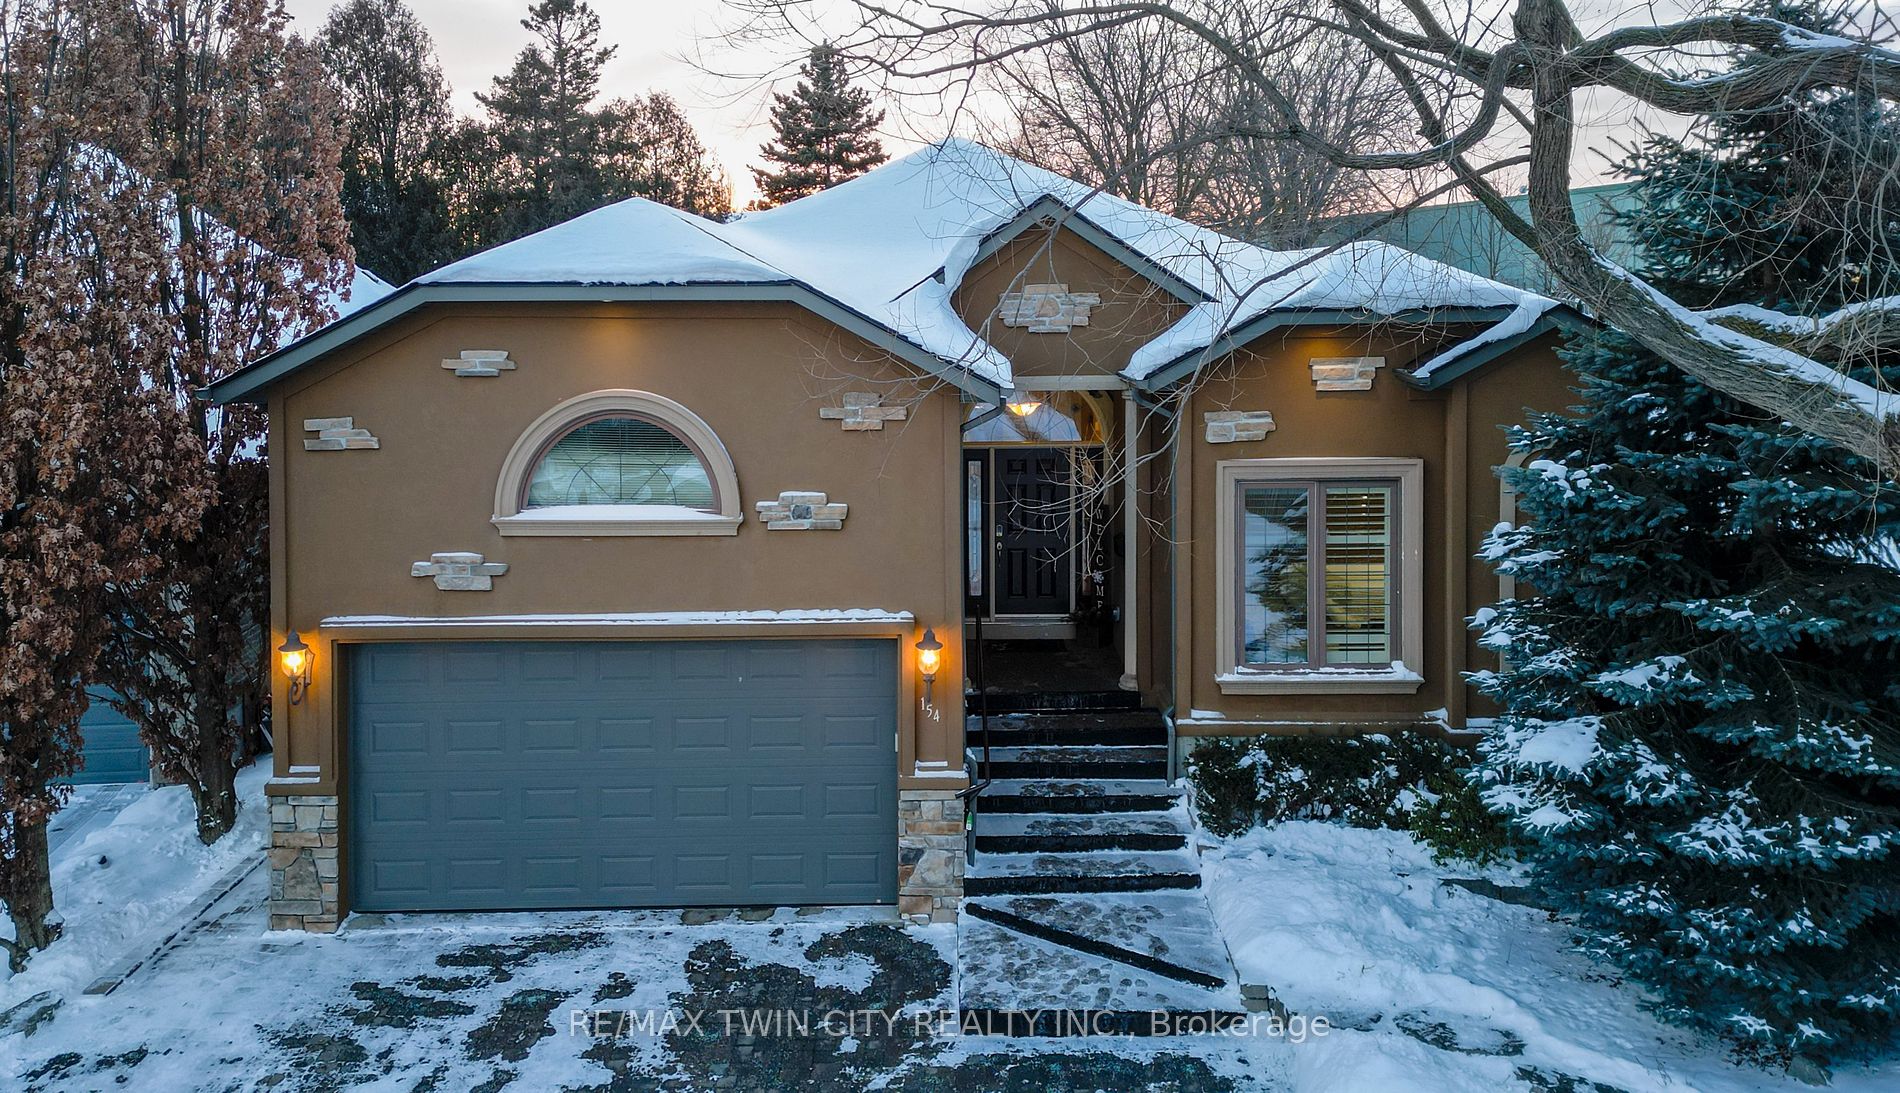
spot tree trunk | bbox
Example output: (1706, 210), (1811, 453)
(190, 698), (239, 845)
(3, 820), (60, 973)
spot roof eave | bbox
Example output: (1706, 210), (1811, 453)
(1397, 305), (1595, 390)
(956, 194), (1212, 306)
(1128, 305), (1524, 393)
(201, 281), (1007, 405)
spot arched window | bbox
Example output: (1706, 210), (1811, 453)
(494, 390), (742, 536)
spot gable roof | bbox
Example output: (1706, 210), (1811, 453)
(205, 139), (1559, 404)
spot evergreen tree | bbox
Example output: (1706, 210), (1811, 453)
(750, 43), (886, 209)
(475, 0), (616, 237)
(1473, 1), (1900, 1067)
(318, 0), (455, 283)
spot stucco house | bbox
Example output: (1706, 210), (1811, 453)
(205, 139), (1581, 933)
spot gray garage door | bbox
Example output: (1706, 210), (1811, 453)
(66, 689), (150, 786)
(348, 639), (898, 912)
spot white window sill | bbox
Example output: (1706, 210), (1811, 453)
(492, 504), (742, 537)
(1216, 666), (1424, 695)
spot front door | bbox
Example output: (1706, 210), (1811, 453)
(993, 447), (1073, 616)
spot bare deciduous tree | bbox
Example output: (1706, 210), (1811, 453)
(979, 0), (1418, 242)
(733, 0), (1900, 468)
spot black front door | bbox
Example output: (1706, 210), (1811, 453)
(993, 447), (1073, 616)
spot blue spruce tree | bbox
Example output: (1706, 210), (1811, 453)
(1472, 1), (1900, 1067)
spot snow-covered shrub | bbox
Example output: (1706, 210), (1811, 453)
(1185, 734), (1516, 865)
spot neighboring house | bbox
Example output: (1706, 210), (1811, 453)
(205, 139), (1583, 932)
(1315, 182), (1641, 295)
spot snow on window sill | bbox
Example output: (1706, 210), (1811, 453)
(492, 503), (742, 537)
(1216, 663), (1424, 695)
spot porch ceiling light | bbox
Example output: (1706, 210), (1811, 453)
(915, 628), (944, 707)
(278, 630), (312, 706)
(1004, 391), (1042, 417)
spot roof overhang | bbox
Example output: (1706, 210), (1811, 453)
(956, 194), (1211, 306)
(1397, 304), (1595, 390)
(1129, 305), (1528, 392)
(202, 280), (1008, 405)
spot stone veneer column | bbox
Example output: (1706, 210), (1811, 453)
(897, 788), (965, 924)
(268, 793), (340, 932)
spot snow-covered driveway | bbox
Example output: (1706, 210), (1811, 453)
(1, 864), (1292, 1092)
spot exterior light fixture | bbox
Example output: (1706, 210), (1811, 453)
(915, 628), (944, 707)
(1004, 392), (1043, 417)
(278, 630), (312, 706)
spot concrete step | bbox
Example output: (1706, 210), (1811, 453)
(956, 916), (1242, 1035)
(963, 891), (1232, 989)
(971, 745), (1168, 781)
(976, 778), (1183, 815)
(965, 709), (1167, 747)
(967, 689), (1142, 715)
(965, 849), (1201, 896)
(971, 810), (1190, 853)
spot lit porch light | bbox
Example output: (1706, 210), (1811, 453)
(278, 630), (312, 706)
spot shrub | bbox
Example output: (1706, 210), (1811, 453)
(1185, 732), (1518, 865)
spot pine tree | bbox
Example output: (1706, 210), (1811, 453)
(318, 0), (455, 283)
(1472, 1), (1900, 1066)
(749, 43), (887, 209)
(474, 0), (616, 237)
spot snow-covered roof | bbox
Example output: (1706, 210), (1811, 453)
(211, 139), (1560, 403)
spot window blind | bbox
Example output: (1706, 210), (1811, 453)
(1323, 485), (1393, 664)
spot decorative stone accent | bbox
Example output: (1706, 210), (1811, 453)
(899, 789), (964, 924)
(755, 491), (848, 531)
(302, 417), (379, 450)
(441, 349), (515, 377)
(997, 283), (1103, 333)
(818, 392), (908, 431)
(1310, 356), (1387, 391)
(268, 792), (340, 933)
(411, 551), (509, 590)
(1204, 410), (1277, 443)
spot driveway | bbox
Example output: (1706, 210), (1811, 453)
(0, 866), (1289, 1092)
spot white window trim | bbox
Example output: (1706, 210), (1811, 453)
(1214, 457), (1425, 695)
(492, 389), (743, 537)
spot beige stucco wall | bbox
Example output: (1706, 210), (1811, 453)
(1165, 329), (1573, 734)
(952, 228), (1189, 380)
(265, 300), (968, 799)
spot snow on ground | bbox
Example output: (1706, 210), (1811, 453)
(1, 759), (271, 1004)
(1202, 820), (1900, 1092)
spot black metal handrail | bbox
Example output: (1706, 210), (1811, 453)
(956, 614), (993, 862)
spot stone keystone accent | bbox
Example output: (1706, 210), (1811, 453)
(818, 392), (909, 431)
(268, 791), (339, 933)
(997, 283), (1103, 333)
(1203, 410), (1276, 444)
(1310, 356), (1387, 391)
(899, 788), (964, 924)
(756, 491), (848, 530)
(441, 349), (516, 377)
(302, 417), (379, 450)
(412, 551), (509, 590)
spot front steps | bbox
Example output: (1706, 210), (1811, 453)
(958, 697), (1245, 1035)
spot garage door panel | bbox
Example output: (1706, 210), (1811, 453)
(349, 639), (899, 911)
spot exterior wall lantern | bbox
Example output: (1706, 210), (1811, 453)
(278, 630), (312, 706)
(915, 628), (944, 709)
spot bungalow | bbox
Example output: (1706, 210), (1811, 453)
(205, 139), (1580, 932)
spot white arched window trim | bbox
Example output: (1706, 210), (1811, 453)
(492, 389), (743, 537)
